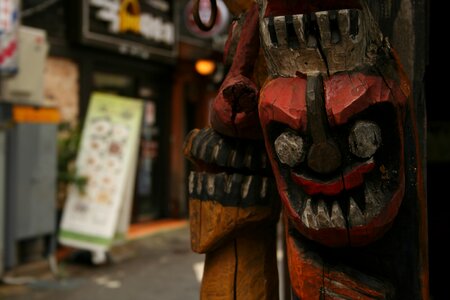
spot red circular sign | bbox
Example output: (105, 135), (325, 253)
(184, 0), (230, 38)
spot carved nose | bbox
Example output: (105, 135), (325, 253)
(307, 141), (341, 174)
(306, 74), (341, 174)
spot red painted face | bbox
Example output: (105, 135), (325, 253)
(259, 69), (408, 247)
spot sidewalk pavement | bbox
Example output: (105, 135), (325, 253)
(0, 219), (205, 300)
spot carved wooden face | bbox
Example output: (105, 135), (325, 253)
(259, 72), (407, 247)
(257, 0), (409, 247)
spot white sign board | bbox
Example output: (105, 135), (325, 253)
(59, 92), (143, 253)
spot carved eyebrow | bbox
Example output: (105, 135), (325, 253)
(323, 72), (404, 126)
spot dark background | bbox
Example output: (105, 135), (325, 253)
(424, 1), (448, 299)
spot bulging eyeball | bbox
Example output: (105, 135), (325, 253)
(274, 130), (305, 167)
(349, 120), (382, 158)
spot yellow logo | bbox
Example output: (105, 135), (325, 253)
(119, 0), (141, 34)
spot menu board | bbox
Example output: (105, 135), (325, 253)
(59, 92), (143, 253)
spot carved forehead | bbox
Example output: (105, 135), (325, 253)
(256, 0), (362, 16)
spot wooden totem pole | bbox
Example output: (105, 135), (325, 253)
(184, 0), (429, 299)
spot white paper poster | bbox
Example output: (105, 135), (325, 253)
(59, 92), (143, 252)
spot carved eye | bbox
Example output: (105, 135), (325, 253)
(274, 131), (305, 167)
(349, 121), (382, 158)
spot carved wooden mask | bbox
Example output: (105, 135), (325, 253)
(256, 0), (409, 247)
(189, 0), (427, 298)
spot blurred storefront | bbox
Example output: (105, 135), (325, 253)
(0, 0), (228, 269)
(0, 0), (229, 270)
(16, 0), (229, 224)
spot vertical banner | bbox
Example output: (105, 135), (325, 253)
(59, 92), (143, 253)
(0, 0), (20, 75)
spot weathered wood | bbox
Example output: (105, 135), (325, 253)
(185, 1), (428, 299)
(305, 74), (341, 174)
(184, 127), (281, 299)
(258, 1), (383, 77)
(257, 1), (428, 298)
(201, 226), (279, 300)
(209, 3), (263, 139)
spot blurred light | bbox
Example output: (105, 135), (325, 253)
(195, 59), (216, 76)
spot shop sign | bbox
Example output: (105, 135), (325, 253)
(80, 0), (176, 60)
(183, 0), (230, 39)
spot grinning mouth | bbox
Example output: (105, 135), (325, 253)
(291, 158), (375, 196)
(184, 128), (278, 206)
(287, 169), (400, 231)
(272, 145), (404, 247)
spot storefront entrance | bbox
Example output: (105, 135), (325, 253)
(81, 54), (173, 223)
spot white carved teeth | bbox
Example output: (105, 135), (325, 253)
(348, 197), (365, 227)
(228, 149), (237, 168)
(316, 11), (332, 47)
(301, 199), (319, 230)
(196, 172), (203, 195)
(241, 176), (252, 199)
(264, 9), (361, 49)
(187, 128), (269, 172)
(316, 200), (333, 228)
(300, 199), (345, 229)
(206, 174), (215, 196)
(292, 15), (306, 46)
(298, 197), (370, 229)
(211, 140), (222, 162)
(188, 171), (195, 194)
(331, 201), (346, 228)
(273, 16), (288, 48)
(187, 172), (276, 205)
(190, 127), (214, 160)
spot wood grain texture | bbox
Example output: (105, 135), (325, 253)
(201, 240), (237, 300)
(186, 1), (429, 299)
(285, 217), (392, 300)
(189, 198), (279, 253)
(201, 224), (279, 300)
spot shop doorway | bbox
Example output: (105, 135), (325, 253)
(83, 58), (172, 223)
